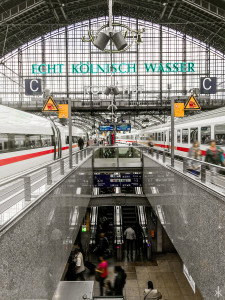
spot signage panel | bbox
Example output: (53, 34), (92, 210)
(116, 124), (131, 131)
(99, 125), (114, 131)
(94, 172), (142, 188)
(25, 79), (42, 95)
(58, 104), (68, 118)
(200, 77), (216, 94)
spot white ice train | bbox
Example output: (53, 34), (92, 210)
(117, 107), (225, 157)
(0, 105), (85, 181)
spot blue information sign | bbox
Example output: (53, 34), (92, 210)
(99, 125), (114, 131)
(116, 124), (131, 131)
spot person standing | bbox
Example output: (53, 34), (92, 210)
(114, 266), (127, 296)
(124, 226), (136, 258)
(89, 137), (94, 146)
(73, 248), (85, 281)
(205, 140), (224, 183)
(143, 281), (162, 300)
(96, 257), (108, 296)
(78, 137), (84, 150)
(135, 223), (143, 256)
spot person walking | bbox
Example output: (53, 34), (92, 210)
(78, 137), (84, 150)
(205, 140), (224, 183)
(124, 226), (136, 258)
(105, 280), (113, 296)
(96, 257), (108, 296)
(94, 232), (109, 257)
(143, 281), (162, 300)
(187, 141), (202, 174)
(73, 248), (85, 281)
(113, 266), (127, 296)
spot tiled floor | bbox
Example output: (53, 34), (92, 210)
(86, 252), (203, 300)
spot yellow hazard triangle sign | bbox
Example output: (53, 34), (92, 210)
(42, 96), (59, 112)
(184, 95), (201, 110)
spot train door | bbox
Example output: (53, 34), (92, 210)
(50, 121), (62, 160)
(55, 126), (62, 159)
(50, 125), (57, 160)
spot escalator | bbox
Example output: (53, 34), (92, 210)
(122, 206), (138, 229)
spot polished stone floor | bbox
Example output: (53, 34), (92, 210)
(86, 252), (203, 300)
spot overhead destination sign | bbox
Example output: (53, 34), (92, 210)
(99, 125), (114, 131)
(42, 96), (59, 112)
(184, 95), (201, 110)
(116, 124), (131, 131)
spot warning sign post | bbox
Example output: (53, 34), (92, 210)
(42, 96), (59, 112)
(184, 95), (201, 110)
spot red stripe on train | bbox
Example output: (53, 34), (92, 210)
(0, 145), (78, 167)
(0, 149), (55, 166)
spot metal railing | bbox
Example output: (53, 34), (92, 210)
(0, 147), (92, 227)
(145, 148), (225, 192)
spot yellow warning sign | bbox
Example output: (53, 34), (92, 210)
(42, 96), (58, 112)
(58, 104), (68, 118)
(184, 95), (201, 110)
(174, 103), (184, 117)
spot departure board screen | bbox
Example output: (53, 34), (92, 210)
(99, 125), (114, 131)
(94, 172), (142, 187)
(116, 124), (131, 131)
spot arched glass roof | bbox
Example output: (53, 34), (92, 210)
(0, 16), (224, 128)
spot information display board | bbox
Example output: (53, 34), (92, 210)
(116, 124), (131, 131)
(99, 125), (114, 131)
(94, 172), (142, 187)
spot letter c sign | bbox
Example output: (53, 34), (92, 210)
(25, 79), (42, 95)
(200, 77), (216, 94)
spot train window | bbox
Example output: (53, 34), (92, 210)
(161, 132), (164, 142)
(155, 133), (157, 141)
(15, 135), (26, 149)
(0, 134), (8, 153)
(158, 132), (161, 141)
(41, 135), (52, 147)
(30, 135), (42, 148)
(177, 130), (181, 143)
(190, 128), (198, 143)
(214, 124), (225, 145)
(201, 126), (211, 144)
(182, 129), (188, 143)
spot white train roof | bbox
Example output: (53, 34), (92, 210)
(0, 105), (53, 135)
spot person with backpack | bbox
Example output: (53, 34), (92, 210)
(113, 266), (127, 296)
(143, 281), (162, 300)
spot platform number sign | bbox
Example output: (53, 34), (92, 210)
(200, 77), (216, 94)
(25, 79), (42, 96)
